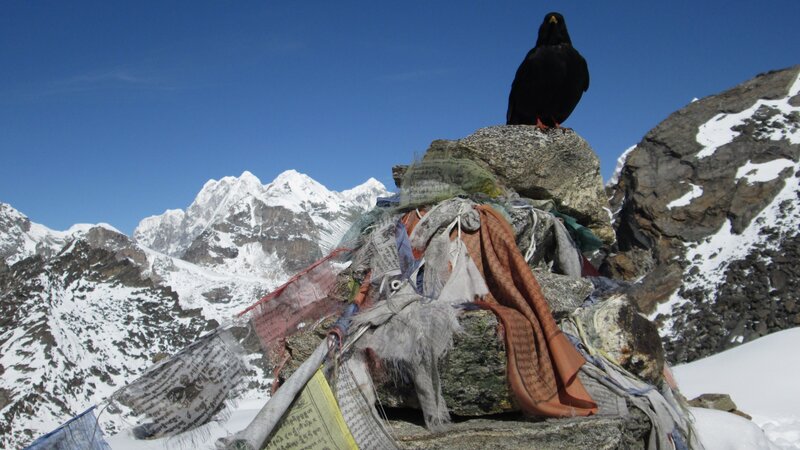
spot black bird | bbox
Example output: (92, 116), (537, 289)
(506, 12), (589, 129)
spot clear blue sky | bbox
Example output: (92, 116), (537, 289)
(2, 1), (798, 235)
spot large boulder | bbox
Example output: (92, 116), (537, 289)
(417, 126), (614, 244)
(605, 65), (800, 363)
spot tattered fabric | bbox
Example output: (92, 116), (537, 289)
(459, 205), (597, 417)
(24, 407), (111, 450)
(239, 249), (346, 360)
(353, 282), (460, 429)
(112, 328), (247, 439)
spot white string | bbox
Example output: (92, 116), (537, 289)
(524, 209), (539, 263)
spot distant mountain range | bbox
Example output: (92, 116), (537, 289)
(0, 171), (389, 447)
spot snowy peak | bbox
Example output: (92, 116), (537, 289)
(133, 170), (390, 263)
(262, 169), (342, 214)
(188, 171), (266, 228)
(0, 202), (57, 264)
(341, 177), (390, 210)
(0, 203), (122, 266)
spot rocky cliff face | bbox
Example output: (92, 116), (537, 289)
(606, 65), (800, 363)
(0, 171), (388, 448)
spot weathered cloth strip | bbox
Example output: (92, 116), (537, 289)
(112, 328), (247, 439)
(218, 339), (330, 450)
(263, 369), (357, 450)
(335, 355), (400, 449)
(461, 205), (597, 417)
(240, 249), (346, 359)
(24, 407), (111, 450)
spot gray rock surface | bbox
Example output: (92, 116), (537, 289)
(533, 269), (593, 319)
(420, 126), (614, 244)
(688, 393), (737, 412)
(389, 411), (650, 450)
(688, 393), (752, 420)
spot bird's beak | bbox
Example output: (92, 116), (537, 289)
(549, 15), (558, 24)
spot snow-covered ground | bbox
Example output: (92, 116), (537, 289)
(675, 328), (800, 449)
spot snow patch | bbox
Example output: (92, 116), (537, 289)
(696, 72), (800, 159)
(675, 328), (800, 448)
(606, 145), (636, 187)
(736, 158), (796, 185)
(666, 183), (704, 209)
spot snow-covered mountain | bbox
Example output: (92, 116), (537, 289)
(0, 202), (122, 267)
(134, 170), (388, 274)
(0, 171), (388, 448)
(606, 65), (800, 364)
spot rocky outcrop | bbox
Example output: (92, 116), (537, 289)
(688, 393), (752, 420)
(418, 126), (614, 244)
(605, 65), (800, 363)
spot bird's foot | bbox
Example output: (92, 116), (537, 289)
(535, 118), (549, 131)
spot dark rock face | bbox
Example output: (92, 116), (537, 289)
(421, 126), (614, 244)
(605, 65), (800, 363)
(182, 201), (322, 273)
